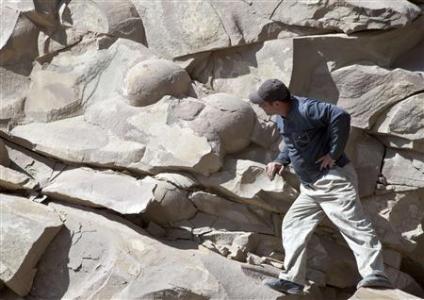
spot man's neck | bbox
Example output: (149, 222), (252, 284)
(280, 101), (292, 118)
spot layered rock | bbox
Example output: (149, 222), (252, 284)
(43, 167), (156, 214)
(27, 202), (286, 300)
(271, 0), (421, 34)
(334, 65), (424, 129)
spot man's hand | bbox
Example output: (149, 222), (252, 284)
(266, 162), (284, 180)
(316, 154), (335, 170)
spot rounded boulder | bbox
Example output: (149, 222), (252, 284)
(193, 93), (255, 154)
(122, 59), (192, 107)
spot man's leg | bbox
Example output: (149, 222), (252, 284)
(278, 186), (325, 285)
(313, 163), (389, 286)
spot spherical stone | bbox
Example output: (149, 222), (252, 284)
(194, 93), (255, 154)
(122, 59), (192, 107)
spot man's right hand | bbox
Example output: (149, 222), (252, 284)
(266, 162), (284, 180)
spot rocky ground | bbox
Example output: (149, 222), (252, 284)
(1, 0), (424, 299)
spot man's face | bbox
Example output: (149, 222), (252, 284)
(258, 101), (283, 115)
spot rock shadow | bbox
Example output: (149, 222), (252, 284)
(26, 227), (72, 300)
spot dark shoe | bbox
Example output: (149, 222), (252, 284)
(357, 274), (393, 289)
(262, 277), (304, 295)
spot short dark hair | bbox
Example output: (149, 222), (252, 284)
(248, 79), (291, 104)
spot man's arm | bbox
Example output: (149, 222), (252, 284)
(306, 100), (351, 166)
(274, 145), (291, 166)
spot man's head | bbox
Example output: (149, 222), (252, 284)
(248, 79), (292, 116)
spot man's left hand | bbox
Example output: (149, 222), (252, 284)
(316, 154), (335, 170)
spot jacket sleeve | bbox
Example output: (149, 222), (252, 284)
(274, 145), (291, 166)
(305, 100), (351, 161)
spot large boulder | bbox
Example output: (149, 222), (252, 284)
(335, 65), (424, 129)
(189, 93), (256, 154)
(143, 177), (197, 226)
(122, 59), (192, 107)
(0, 194), (62, 296)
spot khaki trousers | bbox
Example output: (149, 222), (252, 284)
(279, 163), (385, 285)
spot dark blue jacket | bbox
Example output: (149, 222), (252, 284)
(274, 96), (350, 185)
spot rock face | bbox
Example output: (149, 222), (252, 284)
(27, 202), (285, 300)
(1, 1), (424, 299)
(0, 194), (62, 296)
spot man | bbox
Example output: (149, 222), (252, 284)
(249, 79), (392, 295)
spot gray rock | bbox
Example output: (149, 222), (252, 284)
(191, 38), (294, 99)
(0, 6), (39, 66)
(350, 287), (422, 300)
(197, 158), (298, 213)
(386, 266), (424, 297)
(5, 0), (59, 32)
(373, 93), (424, 148)
(3, 139), (63, 189)
(335, 65), (424, 130)
(190, 191), (274, 234)
(122, 59), (192, 107)
(345, 128), (385, 197)
(0, 165), (37, 191)
(190, 93), (255, 154)
(28, 202), (283, 299)
(59, 0), (146, 43)
(43, 167), (156, 215)
(290, 16), (424, 100)
(0, 194), (62, 296)
(130, 0), (230, 58)
(382, 149), (424, 188)
(0, 67), (28, 129)
(126, 98), (219, 175)
(271, 0), (421, 34)
(143, 178), (197, 226)
(10, 116), (147, 170)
